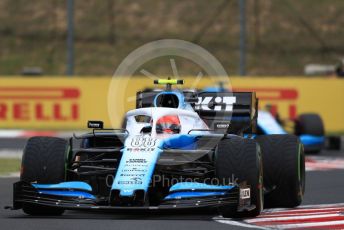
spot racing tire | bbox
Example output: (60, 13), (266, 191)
(20, 137), (69, 215)
(215, 137), (263, 218)
(295, 113), (324, 136)
(256, 134), (305, 208)
(295, 113), (324, 153)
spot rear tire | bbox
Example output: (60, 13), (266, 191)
(216, 137), (263, 218)
(256, 135), (305, 208)
(21, 137), (69, 215)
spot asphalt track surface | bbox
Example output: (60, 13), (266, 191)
(0, 140), (343, 229)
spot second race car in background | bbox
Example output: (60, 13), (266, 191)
(203, 84), (341, 153)
(257, 110), (325, 153)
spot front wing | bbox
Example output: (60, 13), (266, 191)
(8, 181), (241, 211)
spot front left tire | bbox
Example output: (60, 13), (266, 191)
(20, 136), (69, 215)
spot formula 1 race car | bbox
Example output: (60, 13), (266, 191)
(257, 110), (326, 153)
(203, 85), (341, 153)
(7, 79), (305, 218)
(256, 107), (340, 153)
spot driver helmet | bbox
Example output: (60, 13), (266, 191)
(156, 115), (181, 134)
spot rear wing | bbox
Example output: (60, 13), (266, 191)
(136, 89), (258, 134)
(194, 92), (258, 134)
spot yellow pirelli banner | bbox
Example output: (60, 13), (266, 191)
(0, 77), (343, 132)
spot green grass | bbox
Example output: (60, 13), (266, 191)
(0, 0), (344, 75)
(0, 158), (21, 175)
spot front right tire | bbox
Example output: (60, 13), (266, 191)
(215, 136), (263, 218)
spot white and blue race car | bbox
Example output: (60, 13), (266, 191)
(8, 79), (305, 218)
(203, 85), (341, 153)
(257, 110), (325, 153)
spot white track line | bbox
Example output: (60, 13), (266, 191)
(263, 202), (344, 210)
(264, 220), (344, 229)
(214, 204), (344, 229)
(261, 206), (344, 214)
(0, 172), (20, 178)
(256, 210), (341, 218)
(0, 149), (22, 158)
(246, 213), (341, 223)
(213, 217), (269, 229)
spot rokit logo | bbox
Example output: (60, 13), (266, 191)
(195, 96), (236, 111)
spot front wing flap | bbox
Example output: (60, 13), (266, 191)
(8, 181), (241, 211)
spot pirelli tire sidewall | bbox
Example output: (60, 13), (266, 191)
(256, 134), (305, 208)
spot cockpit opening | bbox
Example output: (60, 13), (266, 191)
(155, 93), (179, 108)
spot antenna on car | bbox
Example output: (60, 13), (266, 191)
(154, 77), (184, 91)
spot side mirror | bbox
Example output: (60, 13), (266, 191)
(141, 126), (152, 134)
